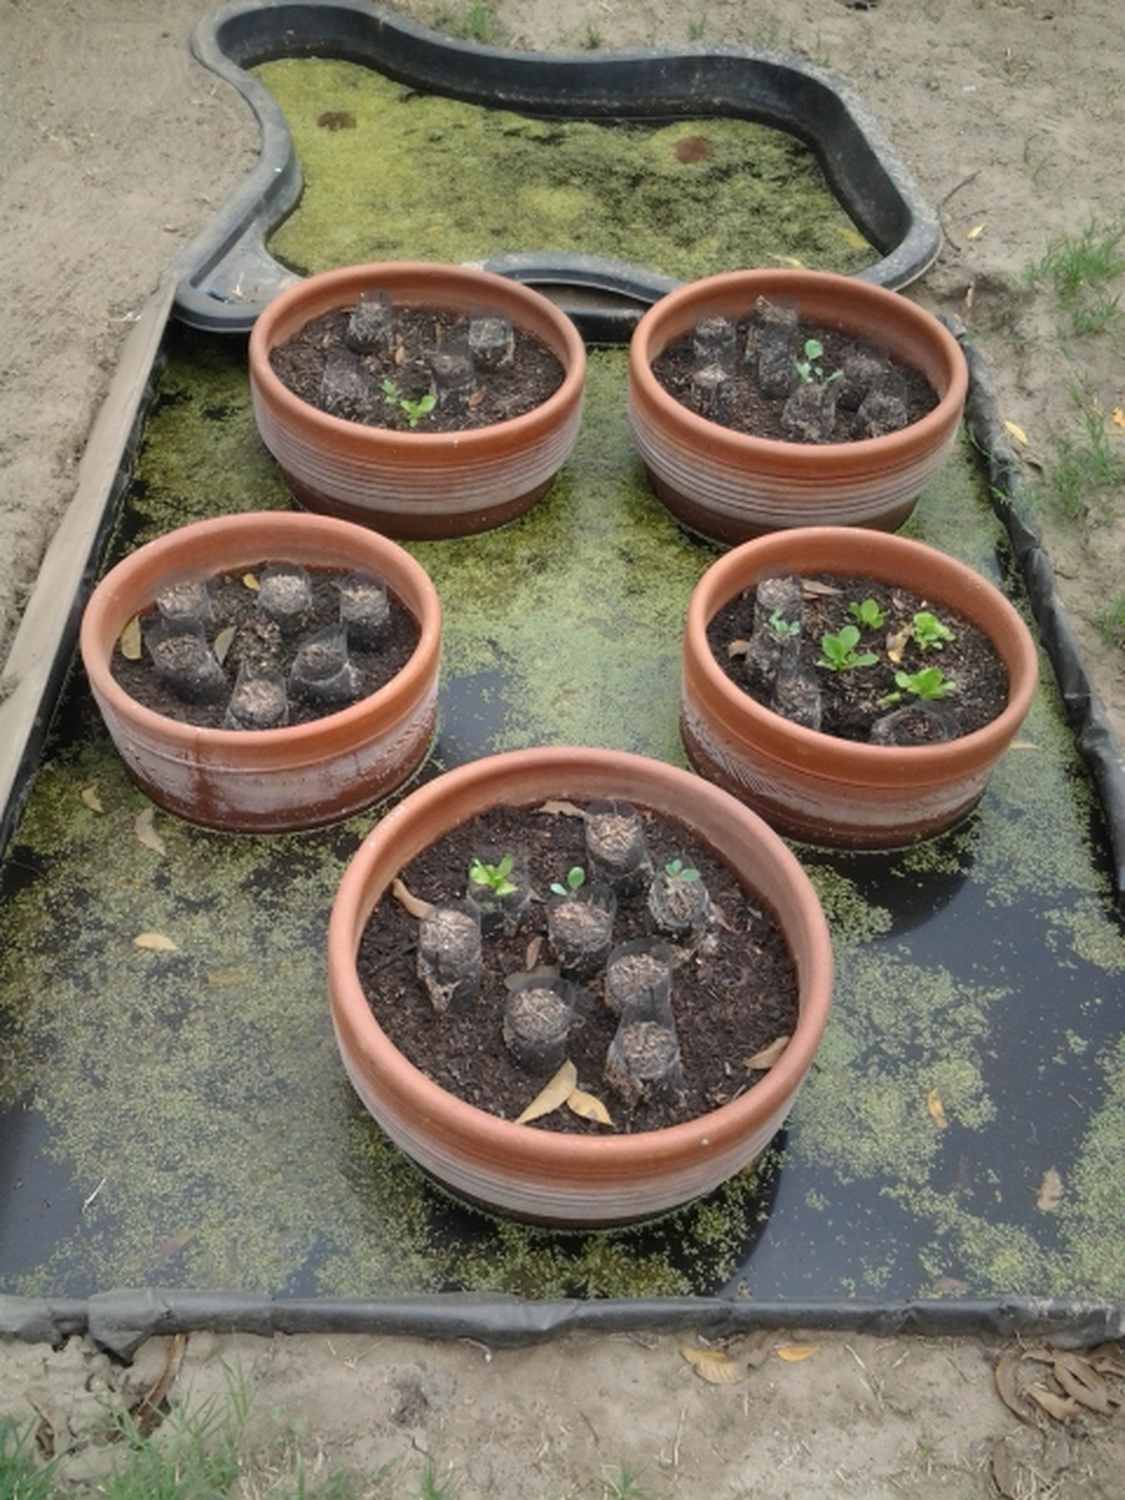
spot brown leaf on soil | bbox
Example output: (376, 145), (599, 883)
(536, 799), (587, 819)
(504, 964), (560, 991)
(134, 931), (178, 952)
(1085, 1345), (1125, 1379)
(776, 1345), (818, 1362)
(927, 1088), (949, 1129)
(515, 1060), (577, 1125)
(131, 1332), (188, 1437)
(391, 877), (435, 921)
(744, 1035), (790, 1071)
(119, 615), (143, 660)
(1027, 1383), (1081, 1422)
(994, 1351), (1037, 1426)
(566, 1088), (614, 1127)
(886, 626), (911, 664)
(680, 1345), (743, 1384)
(212, 624), (236, 665)
(525, 935), (543, 970)
(801, 579), (842, 598)
(1036, 1166), (1064, 1212)
(727, 638), (750, 658)
(744, 1331), (774, 1368)
(990, 1439), (1021, 1500)
(242, 572), (260, 591)
(1053, 1353), (1112, 1414)
(467, 387), (486, 410)
(393, 342), (406, 366)
(1004, 419), (1029, 446)
(134, 805), (167, 857)
(80, 785), (104, 813)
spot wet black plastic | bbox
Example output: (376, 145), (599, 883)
(178, 1), (942, 336)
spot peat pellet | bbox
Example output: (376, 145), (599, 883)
(692, 315), (738, 369)
(229, 614), (284, 680)
(502, 980), (577, 1073)
(430, 347), (474, 410)
(869, 702), (958, 747)
(147, 627), (227, 705)
(417, 905), (482, 1014)
(338, 571), (391, 649)
(690, 363), (733, 422)
(223, 668), (288, 731)
(584, 801), (652, 895)
(468, 313), (515, 371)
(857, 389), (910, 439)
(155, 579), (212, 632)
(345, 290), (394, 355)
(781, 380), (839, 443)
(289, 625), (361, 706)
(604, 938), (674, 1022)
(319, 349), (374, 422)
(647, 866), (711, 940)
(837, 351), (902, 412)
(546, 886), (615, 979)
(746, 575), (803, 696)
(605, 1020), (684, 1106)
(772, 665), (822, 732)
(258, 563), (314, 638)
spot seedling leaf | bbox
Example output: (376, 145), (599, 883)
(680, 1346), (742, 1384)
(566, 1088), (614, 1126)
(515, 1060), (577, 1124)
(391, 877), (435, 921)
(119, 615), (142, 660)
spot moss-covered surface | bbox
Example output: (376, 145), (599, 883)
(1, 327), (1123, 1301)
(253, 59), (874, 281)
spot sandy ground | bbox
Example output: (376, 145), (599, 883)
(0, 1329), (1122, 1497)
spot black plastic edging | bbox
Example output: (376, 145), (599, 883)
(177, 0), (942, 336)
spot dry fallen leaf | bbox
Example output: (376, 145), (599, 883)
(994, 1352), (1036, 1426)
(212, 625), (236, 665)
(467, 388), (486, 410)
(242, 573), (260, 591)
(1036, 1166), (1064, 1212)
(886, 626), (911, 665)
(1053, 1353), (1111, 1414)
(767, 254), (805, 268)
(393, 342), (406, 366)
(80, 786), (104, 813)
(727, 638), (750, 659)
(801, 579), (842, 598)
(119, 615), (143, 660)
(927, 1088), (949, 1129)
(966, 222), (986, 240)
(743, 1331), (774, 1368)
(1004, 419), (1029, 446)
(776, 1345), (818, 1363)
(566, 1088), (614, 1127)
(1010, 740), (1038, 751)
(536, 800), (587, 819)
(207, 966), (252, 988)
(681, 1346), (742, 1385)
(1027, 1383), (1081, 1423)
(134, 932), (178, 953)
(837, 225), (869, 251)
(990, 1439), (1021, 1500)
(503, 964), (561, 991)
(515, 1060), (577, 1125)
(1111, 406), (1125, 430)
(525, 935), (543, 970)
(745, 1034), (790, 1071)
(391, 877), (435, 921)
(134, 805), (167, 857)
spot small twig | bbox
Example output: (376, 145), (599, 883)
(672, 1406), (686, 1470)
(938, 169), (981, 254)
(82, 1176), (107, 1212)
(368, 940), (417, 975)
(459, 1337), (493, 1363)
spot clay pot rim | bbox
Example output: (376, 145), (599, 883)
(80, 512), (441, 752)
(630, 267), (968, 460)
(249, 261), (587, 449)
(685, 526), (1039, 779)
(329, 746), (833, 1167)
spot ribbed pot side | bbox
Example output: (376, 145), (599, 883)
(249, 262), (586, 540)
(681, 527), (1038, 849)
(80, 512), (442, 832)
(629, 269), (968, 544)
(328, 747), (833, 1226)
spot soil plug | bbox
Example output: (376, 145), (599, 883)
(503, 976), (580, 1073)
(837, 352), (904, 412)
(417, 903), (482, 1013)
(257, 562), (314, 638)
(604, 938), (675, 1026)
(585, 800), (652, 896)
(856, 389), (910, 438)
(223, 666), (289, 731)
(690, 363), (733, 422)
(430, 340), (475, 413)
(229, 614), (283, 679)
(546, 871), (616, 979)
(465, 849), (531, 936)
(338, 571), (390, 649)
(345, 289), (394, 354)
(155, 578), (212, 632)
(605, 1019), (684, 1107)
(748, 296), (799, 398)
(468, 312), (515, 371)
(772, 663), (823, 731)
(146, 622), (227, 705)
(320, 349), (374, 421)
(781, 381), (839, 443)
(647, 858), (711, 941)
(869, 703), (958, 746)
(692, 315), (738, 370)
(289, 625), (361, 707)
(745, 575), (803, 696)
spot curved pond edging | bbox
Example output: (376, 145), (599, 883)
(178, 0), (942, 336)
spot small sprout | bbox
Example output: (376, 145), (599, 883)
(817, 625), (879, 672)
(469, 854), (517, 897)
(848, 597), (886, 631)
(664, 857), (700, 883)
(891, 666), (958, 701)
(794, 337), (843, 387)
(381, 377), (437, 428)
(768, 607), (801, 640)
(550, 866), (587, 898)
(912, 610), (956, 651)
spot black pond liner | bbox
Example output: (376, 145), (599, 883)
(177, 0), (942, 337)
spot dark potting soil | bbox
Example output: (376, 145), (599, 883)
(707, 573), (1009, 743)
(269, 305), (565, 434)
(357, 802), (799, 1135)
(650, 316), (938, 443)
(109, 566), (419, 729)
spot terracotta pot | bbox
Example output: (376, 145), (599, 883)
(80, 512), (441, 832)
(248, 262), (586, 540)
(681, 527), (1038, 848)
(328, 747), (832, 1226)
(628, 269), (968, 544)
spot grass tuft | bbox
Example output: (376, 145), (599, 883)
(0, 1421), (56, 1500)
(1026, 220), (1125, 334)
(1035, 389), (1125, 522)
(1095, 594), (1125, 648)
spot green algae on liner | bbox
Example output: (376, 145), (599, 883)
(253, 58), (874, 281)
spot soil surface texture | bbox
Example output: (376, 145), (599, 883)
(358, 801), (798, 1133)
(708, 573), (1009, 742)
(109, 566), (419, 730)
(651, 316), (938, 442)
(269, 305), (564, 433)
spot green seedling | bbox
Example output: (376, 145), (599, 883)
(817, 625), (878, 672)
(794, 338), (842, 386)
(550, 866), (586, 897)
(469, 854), (517, 897)
(664, 857), (700, 883)
(381, 377), (437, 429)
(912, 611), (955, 650)
(768, 607), (801, 639)
(880, 667), (958, 707)
(848, 597), (886, 631)
(1025, 219), (1125, 334)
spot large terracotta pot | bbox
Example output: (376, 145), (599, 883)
(328, 747), (833, 1226)
(681, 527), (1038, 848)
(248, 262), (586, 540)
(81, 512), (441, 833)
(628, 269), (968, 544)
